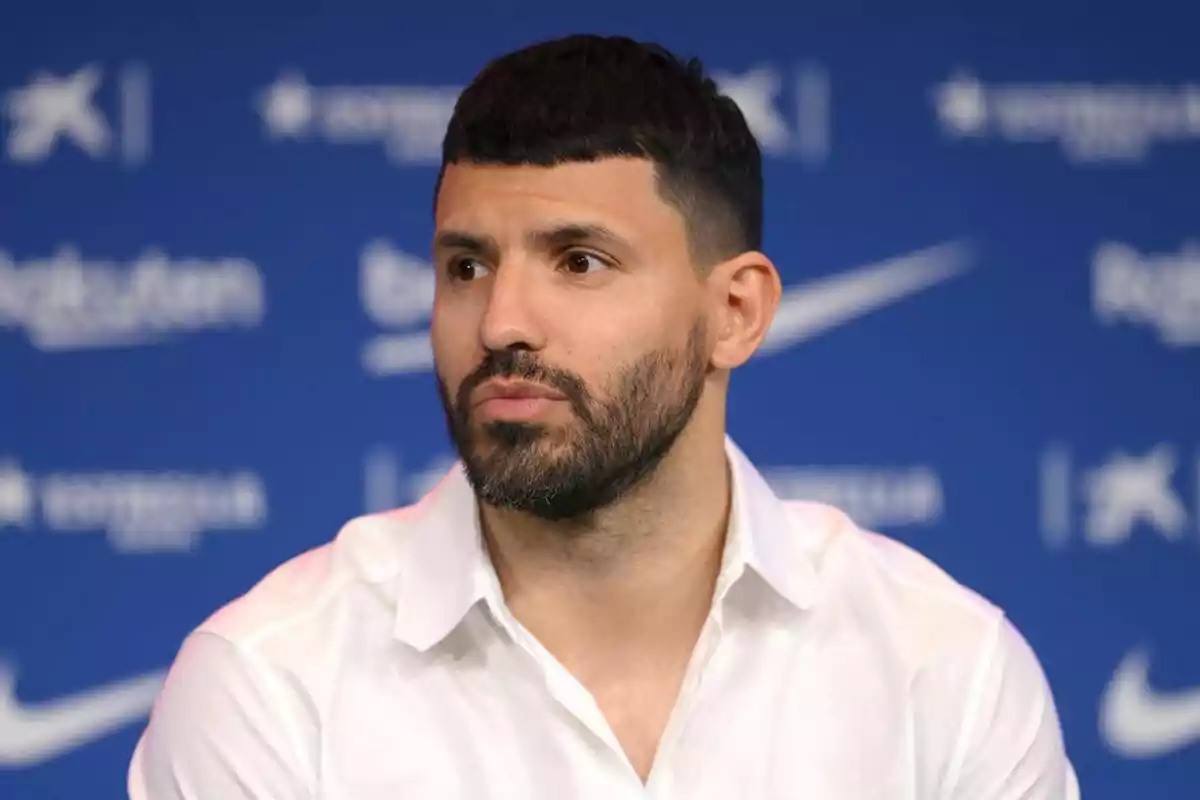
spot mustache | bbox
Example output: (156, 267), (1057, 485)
(455, 349), (593, 422)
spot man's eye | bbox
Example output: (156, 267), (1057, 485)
(562, 252), (610, 274)
(449, 258), (491, 281)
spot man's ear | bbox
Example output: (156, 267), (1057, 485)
(705, 251), (783, 370)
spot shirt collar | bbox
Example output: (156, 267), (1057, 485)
(390, 435), (825, 652)
(390, 461), (494, 652)
(720, 436), (825, 612)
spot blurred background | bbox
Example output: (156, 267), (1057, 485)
(1, 1), (1197, 797)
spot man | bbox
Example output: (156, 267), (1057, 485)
(128, 34), (1080, 798)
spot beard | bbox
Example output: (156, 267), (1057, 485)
(435, 320), (708, 522)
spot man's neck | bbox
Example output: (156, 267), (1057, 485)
(479, 430), (732, 671)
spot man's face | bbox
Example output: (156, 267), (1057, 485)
(430, 157), (712, 521)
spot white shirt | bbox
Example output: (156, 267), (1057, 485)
(127, 437), (1081, 799)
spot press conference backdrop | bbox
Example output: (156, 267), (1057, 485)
(1, 3), (1198, 798)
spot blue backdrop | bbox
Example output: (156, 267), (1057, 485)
(2, 3), (1198, 798)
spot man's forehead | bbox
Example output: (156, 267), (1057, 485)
(439, 156), (657, 187)
(435, 158), (685, 238)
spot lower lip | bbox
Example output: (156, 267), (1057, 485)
(477, 397), (564, 421)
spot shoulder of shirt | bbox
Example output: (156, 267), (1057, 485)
(782, 499), (1007, 655)
(187, 508), (413, 652)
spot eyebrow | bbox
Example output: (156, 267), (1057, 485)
(434, 231), (498, 262)
(530, 223), (630, 254)
(434, 223), (633, 261)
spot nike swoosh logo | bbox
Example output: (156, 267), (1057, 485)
(757, 241), (972, 355)
(0, 661), (166, 767)
(1100, 646), (1200, 759)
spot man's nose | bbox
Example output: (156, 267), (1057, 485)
(478, 260), (547, 353)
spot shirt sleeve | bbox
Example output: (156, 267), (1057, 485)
(943, 614), (1082, 800)
(127, 630), (315, 800)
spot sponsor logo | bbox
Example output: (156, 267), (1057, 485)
(1101, 646), (1200, 759)
(360, 239), (970, 377)
(257, 69), (460, 165)
(3, 63), (150, 166)
(363, 448), (458, 513)
(933, 69), (1200, 164)
(1039, 443), (1198, 549)
(757, 241), (970, 355)
(712, 63), (831, 162)
(762, 465), (944, 528)
(0, 246), (265, 351)
(360, 239), (435, 377)
(0, 461), (35, 529)
(1094, 240), (1200, 347)
(259, 63), (831, 164)
(0, 662), (165, 767)
(0, 460), (268, 553)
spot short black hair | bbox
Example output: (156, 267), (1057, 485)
(438, 34), (763, 266)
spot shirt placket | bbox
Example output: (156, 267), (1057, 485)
(482, 592), (643, 793)
(642, 569), (740, 799)
(479, 556), (742, 797)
